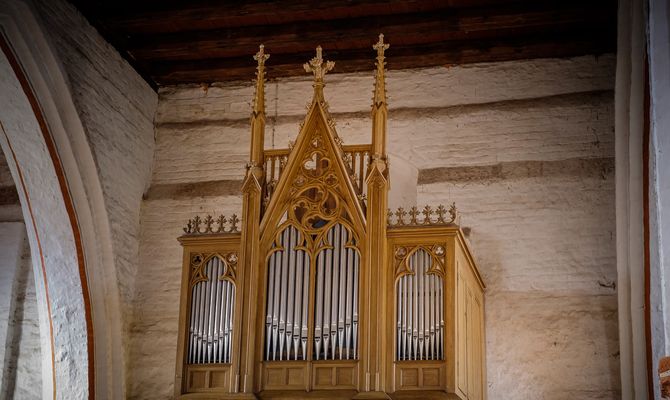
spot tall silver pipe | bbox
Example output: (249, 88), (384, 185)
(315, 241), (324, 360)
(330, 224), (340, 360)
(208, 260), (217, 363)
(301, 251), (309, 359)
(272, 234), (283, 360)
(396, 279), (401, 360)
(199, 266), (210, 364)
(265, 252), (275, 360)
(352, 250), (359, 360)
(278, 228), (290, 360)
(189, 275), (200, 363)
(337, 227), (347, 360)
(224, 274), (231, 363)
(293, 240), (303, 360)
(345, 237), (353, 359)
(211, 259), (221, 363)
(438, 268), (444, 359)
(323, 228), (333, 360)
(286, 228), (296, 358)
(225, 281), (234, 363)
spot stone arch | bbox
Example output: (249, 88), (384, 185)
(0, 1), (126, 398)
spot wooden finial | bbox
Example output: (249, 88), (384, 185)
(373, 33), (390, 64)
(303, 45), (335, 84)
(254, 44), (270, 68)
(252, 44), (270, 114)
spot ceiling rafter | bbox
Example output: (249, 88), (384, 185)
(70, 0), (617, 88)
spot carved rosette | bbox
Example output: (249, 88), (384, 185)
(393, 244), (447, 280)
(189, 252), (239, 288)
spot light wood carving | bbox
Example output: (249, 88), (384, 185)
(175, 36), (486, 400)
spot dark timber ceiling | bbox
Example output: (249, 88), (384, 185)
(71, 0), (617, 88)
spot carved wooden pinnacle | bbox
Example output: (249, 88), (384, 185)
(253, 44), (270, 68)
(304, 45), (334, 83)
(373, 34), (390, 63)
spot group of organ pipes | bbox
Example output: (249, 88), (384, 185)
(176, 35), (486, 399)
(188, 256), (235, 364)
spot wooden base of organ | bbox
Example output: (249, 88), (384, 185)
(175, 38), (486, 400)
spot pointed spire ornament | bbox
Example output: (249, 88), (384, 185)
(370, 33), (390, 165)
(252, 44), (270, 116)
(248, 44), (270, 172)
(372, 33), (389, 108)
(304, 45), (335, 84)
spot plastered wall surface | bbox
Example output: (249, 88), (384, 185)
(28, 0), (159, 390)
(0, 154), (41, 399)
(0, 222), (25, 390)
(3, 233), (42, 399)
(132, 54), (618, 398)
(33, 0), (158, 313)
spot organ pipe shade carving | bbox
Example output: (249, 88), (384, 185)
(396, 248), (444, 361)
(188, 255), (236, 364)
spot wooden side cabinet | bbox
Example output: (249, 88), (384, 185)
(387, 226), (486, 400)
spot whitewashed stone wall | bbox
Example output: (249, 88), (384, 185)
(30, 0), (159, 388)
(132, 54), (618, 398)
(0, 222), (26, 392)
(3, 232), (42, 399)
(0, 154), (41, 398)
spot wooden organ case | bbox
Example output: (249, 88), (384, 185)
(175, 36), (486, 400)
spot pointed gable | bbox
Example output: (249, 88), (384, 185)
(260, 47), (365, 243)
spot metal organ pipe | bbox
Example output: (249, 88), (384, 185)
(264, 226), (310, 360)
(313, 223), (359, 360)
(264, 223), (359, 362)
(187, 256), (235, 364)
(396, 249), (444, 361)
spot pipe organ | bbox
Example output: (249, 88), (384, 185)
(176, 36), (486, 400)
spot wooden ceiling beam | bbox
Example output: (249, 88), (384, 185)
(123, 3), (613, 62)
(147, 28), (616, 85)
(86, 0), (522, 35)
(70, 0), (618, 87)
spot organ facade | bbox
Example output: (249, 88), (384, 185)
(175, 36), (486, 400)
